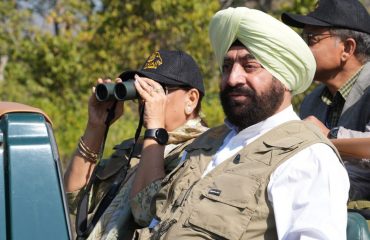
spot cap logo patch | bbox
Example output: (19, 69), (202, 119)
(143, 51), (163, 69)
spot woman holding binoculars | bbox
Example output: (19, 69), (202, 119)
(64, 50), (208, 240)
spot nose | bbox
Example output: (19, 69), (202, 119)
(224, 63), (247, 87)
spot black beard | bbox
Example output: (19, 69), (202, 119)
(220, 79), (285, 130)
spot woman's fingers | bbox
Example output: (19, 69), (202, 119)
(134, 75), (152, 99)
(134, 74), (165, 99)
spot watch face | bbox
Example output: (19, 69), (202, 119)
(155, 128), (169, 144)
(329, 127), (339, 139)
(144, 128), (169, 145)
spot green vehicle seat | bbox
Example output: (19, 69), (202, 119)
(0, 102), (71, 240)
(347, 212), (370, 240)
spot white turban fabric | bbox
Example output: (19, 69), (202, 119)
(209, 7), (316, 95)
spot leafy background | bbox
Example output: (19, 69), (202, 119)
(1, 0), (369, 168)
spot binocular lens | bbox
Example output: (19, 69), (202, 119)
(114, 80), (137, 101)
(95, 80), (137, 102)
(114, 83), (127, 99)
(96, 83), (115, 101)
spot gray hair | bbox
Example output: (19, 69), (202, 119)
(330, 28), (370, 63)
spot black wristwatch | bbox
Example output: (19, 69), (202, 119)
(144, 128), (169, 145)
(328, 127), (340, 139)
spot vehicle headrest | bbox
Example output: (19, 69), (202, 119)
(0, 102), (52, 125)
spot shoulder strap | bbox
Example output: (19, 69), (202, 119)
(96, 138), (143, 180)
(163, 137), (198, 174)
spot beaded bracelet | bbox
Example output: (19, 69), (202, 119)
(77, 137), (99, 163)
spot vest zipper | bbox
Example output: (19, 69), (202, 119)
(179, 180), (199, 207)
(161, 163), (197, 213)
(155, 180), (199, 239)
(153, 219), (177, 240)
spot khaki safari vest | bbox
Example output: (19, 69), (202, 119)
(69, 137), (195, 240)
(139, 121), (341, 240)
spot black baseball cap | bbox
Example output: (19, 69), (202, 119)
(119, 50), (205, 95)
(281, 0), (370, 34)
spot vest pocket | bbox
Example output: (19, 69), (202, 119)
(187, 174), (260, 240)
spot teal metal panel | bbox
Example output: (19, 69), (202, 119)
(0, 113), (70, 239)
(0, 132), (6, 240)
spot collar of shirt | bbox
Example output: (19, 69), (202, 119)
(321, 66), (364, 106)
(202, 105), (300, 176)
(224, 105), (299, 146)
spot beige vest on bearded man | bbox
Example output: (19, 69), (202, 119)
(135, 121), (340, 240)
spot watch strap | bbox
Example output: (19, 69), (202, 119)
(328, 127), (340, 139)
(144, 128), (168, 145)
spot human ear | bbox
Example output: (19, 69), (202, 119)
(341, 38), (356, 61)
(184, 89), (200, 115)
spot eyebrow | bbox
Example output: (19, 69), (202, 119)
(223, 54), (256, 63)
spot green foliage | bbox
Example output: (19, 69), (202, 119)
(0, 0), (335, 168)
(277, 0), (317, 14)
(0, 0), (221, 167)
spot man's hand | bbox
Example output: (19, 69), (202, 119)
(304, 115), (330, 137)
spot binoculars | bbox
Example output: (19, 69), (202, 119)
(95, 80), (138, 101)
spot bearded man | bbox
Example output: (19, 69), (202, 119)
(131, 7), (349, 240)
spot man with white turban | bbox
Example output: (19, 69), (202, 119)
(133, 7), (349, 240)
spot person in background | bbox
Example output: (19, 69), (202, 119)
(282, 0), (370, 221)
(131, 7), (349, 240)
(63, 50), (208, 240)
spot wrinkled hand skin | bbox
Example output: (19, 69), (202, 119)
(134, 74), (166, 129)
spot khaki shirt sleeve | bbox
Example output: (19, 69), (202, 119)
(66, 190), (84, 215)
(66, 179), (110, 217)
(130, 179), (162, 226)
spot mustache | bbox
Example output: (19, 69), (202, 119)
(222, 86), (255, 97)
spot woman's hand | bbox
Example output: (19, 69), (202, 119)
(87, 78), (124, 130)
(83, 78), (124, 152)
(134, 74), (166, 129)
(64, 78), (125, 192)
(131, 74), (167, 199)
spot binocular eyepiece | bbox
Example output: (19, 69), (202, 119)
(95, 80), (138, 101)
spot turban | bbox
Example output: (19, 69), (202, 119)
(209, 7), (316, 95)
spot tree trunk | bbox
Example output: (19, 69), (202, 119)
(0, 55), (8, 82)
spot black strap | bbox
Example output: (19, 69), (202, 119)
(75, 102), (145, 239)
